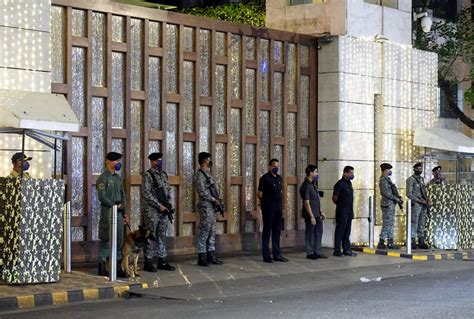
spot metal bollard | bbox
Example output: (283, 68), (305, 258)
(369, 196), (375, 249)
(63, 201), (71, 273)
(406, 199), (412, 255)
(109, 205), (118, 282)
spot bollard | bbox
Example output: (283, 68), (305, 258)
(63, 201), (71, 273)
(109, 205), (118, 282)
(369, 196), (375, 249)
(406, 199), (412, 255)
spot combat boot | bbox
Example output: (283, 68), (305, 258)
(98, 261), (109, 276)
(207, 251), (224, 265)
(197, 253), (208, 267)
(387, 239), (400, 250)
(411, 239), (417, 249)
(157, 257), (175, 271)
(377, 239), (386, 249)
(418, 238), (430, 249)
(143, 257), (157, 272)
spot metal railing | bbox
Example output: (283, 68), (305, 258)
(63, 201), (71, 273)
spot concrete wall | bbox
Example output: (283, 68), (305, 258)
(318, 36), (438, 247)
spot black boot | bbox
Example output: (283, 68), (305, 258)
(197, 253), (208, 267)
(207, 251), (224, 265)
(418, 238), (430, 249)
(117, 260), (130, 278)
(143, 257), (157, 272)
(387, 239), (400, 250)
(377, 239), (386, 249)
(411, 239), (417, 250)
(157, 257), (175, 271)
(98, 261), (109, 276)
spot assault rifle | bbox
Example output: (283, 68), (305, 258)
(390, 183), (403, 211)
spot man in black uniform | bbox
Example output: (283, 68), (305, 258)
(332, 166), (357, 257)
(257, 159), (288, 263)
(300, 164), (327, 260)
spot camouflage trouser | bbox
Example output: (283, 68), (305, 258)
(411, 203), (427, 240)
(380, 203), (396, 240)
(98, 207), (124, 262)
(197, 205), (217, 254)
(144, 211), (169, 259)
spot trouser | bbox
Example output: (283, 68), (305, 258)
(261, 209), (282, 258)
(380, 203), (396, 240)
(334, 213), (353, 253)
(411, 203), (427, 240)
(98, 207), (124, 262)
(197, 205), (217, 254)
(304, 216), (323, 255)
(144, 212), (169, 259)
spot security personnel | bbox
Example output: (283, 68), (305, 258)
(194, 152), (224, 266)
(8, 152), (32, 178)
(378, 163), (402, 250)
(96, 152), (128, 277)
(300, 164), (327, 260)
(258, 158), (288, 263)
(332, 166), (356, 257)
(429, 166), (447, 185)
(142, 152), (175, 272)
(406, 162), (430, 249)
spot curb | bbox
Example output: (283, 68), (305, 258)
(0, 282), (148, 312)
(352, 247), (473, 261)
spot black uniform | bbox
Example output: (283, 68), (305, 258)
(258, 171), (283, 259)
(333, 177), (354, 254)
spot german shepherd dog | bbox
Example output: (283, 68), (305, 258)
(121, 225), (156, 277)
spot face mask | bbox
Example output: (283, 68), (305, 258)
(208, 160), (213, 167)
(414, 170), (422, 176)
(349, 175), (355, 180)
(313, 175), (319, 182)
(156, 160), (163, 170)
(271, 167), (279, 175)
(22, 161), (30, 171)
(114, 162), (122, 171)
(388, 171), (392, 176)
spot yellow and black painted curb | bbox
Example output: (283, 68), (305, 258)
(0, 283), (148, 311)
(352, 247), (473, 261)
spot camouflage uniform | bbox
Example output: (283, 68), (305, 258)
(143, 168), (171, 259)
(428, 177), (447, 185)
(379, 176), (399, 241)
(406, 175), (428, 240)
(96, 170), (126, 262)
(194, 169), (219, 254)
(7, 170), (31, 179)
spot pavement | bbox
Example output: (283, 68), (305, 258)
(0, 247), (472, 312)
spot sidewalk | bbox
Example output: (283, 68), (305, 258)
(352, 246), (474, 261)
(0, 247), (470, 312)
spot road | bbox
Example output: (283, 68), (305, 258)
(2, 259), (473, 319)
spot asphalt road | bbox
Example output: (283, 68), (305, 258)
(2, 260), (473, 319)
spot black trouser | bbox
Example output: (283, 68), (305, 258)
(334, 213), (353, 253)
(304, 216), (323, 255)
(261, 209), (282, 258)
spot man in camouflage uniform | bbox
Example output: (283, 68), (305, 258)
(8, 152), (32, 179)
(406, 162), (430, 249)
(142, 152), (175, 272)
(96, 152), (128, 278)
(194, 152), (224, 267)
(429, 166), (448, 185)
(378, 163), (402, 250)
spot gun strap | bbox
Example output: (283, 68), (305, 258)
(147, 170), (170, 208)
(198, 169), (220, 199)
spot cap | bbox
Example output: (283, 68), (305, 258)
(380, 163), (392, 171)
(413, 162), (423, 169)
(198, 152), (212, 163)
(432, 166), (441, 173)
(105, 152), (122, 161)
(148, 152), (163, 161)
(11, 152), (32, 163)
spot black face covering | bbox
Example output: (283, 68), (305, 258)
(208, 160), (213, 167)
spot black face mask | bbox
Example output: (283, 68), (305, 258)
(208, 160), (213, 167)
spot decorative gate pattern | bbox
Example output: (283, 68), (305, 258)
(51, 0), (317, 260)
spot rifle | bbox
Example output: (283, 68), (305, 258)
(390, 183), (404, 211)
(199, 170), (225, 217)
(148, 171), (174, 224)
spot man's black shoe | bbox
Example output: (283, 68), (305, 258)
(306, 254), (317, 260)
(343, 251), (357, 257)
(157, 258), (175, 271)
(273, 256), (289, 262)
(98, 261), (109, 276)
(333, 251), (343, 257)
(263, 256), (273, 263)
(207, 251), (224, 265)
(315, 253), (328, 259)
(143, 257), (157, 272)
